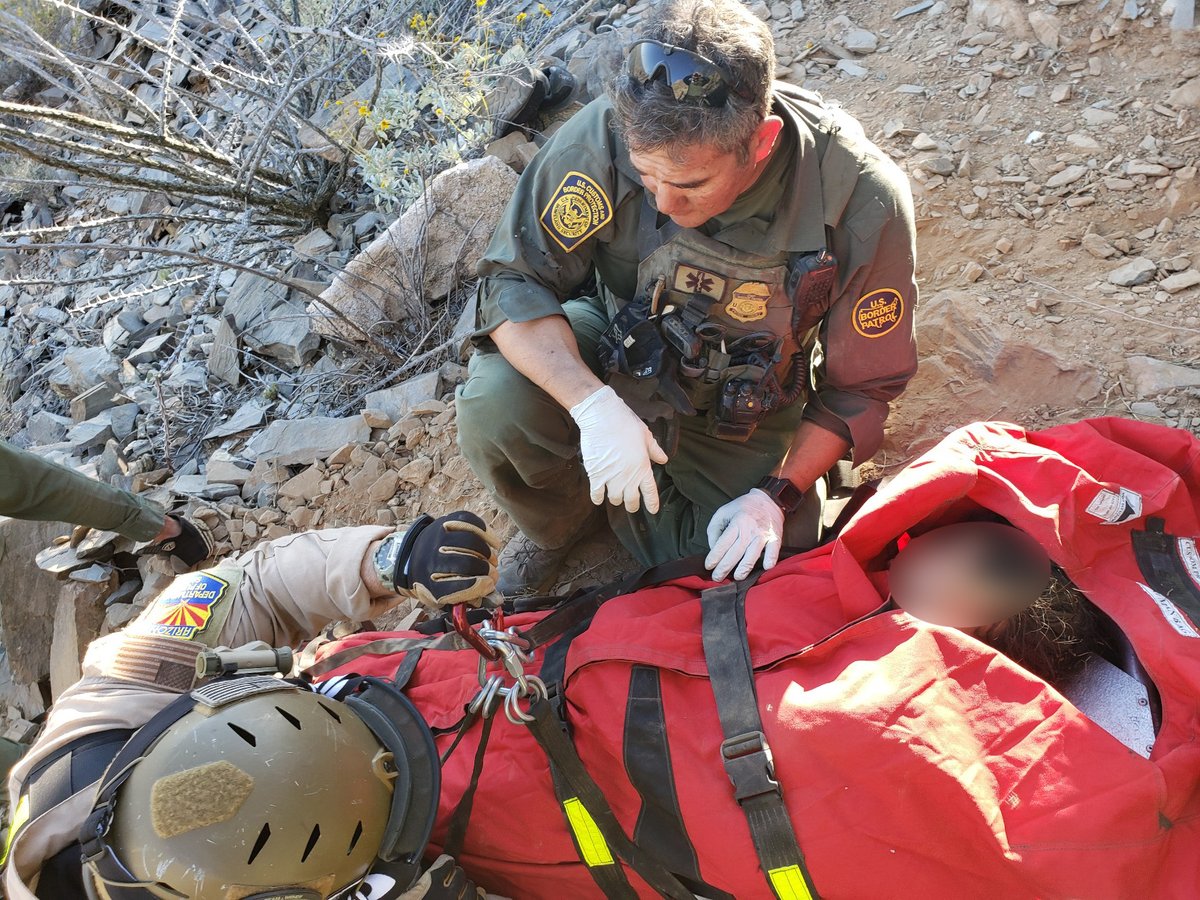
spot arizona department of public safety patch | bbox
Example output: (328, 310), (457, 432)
(139, 571), (229, 640)
(851, 288), (904, 338)
(539, 171), (613, 252)
(726, 282), (770, 323)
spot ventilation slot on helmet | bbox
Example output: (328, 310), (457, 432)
(229, 723), (257, 747)
(301, 824), (321, 863)
(248, 824), (271, 864)
(346, 821), (364, 855)
(318, 700), (342, 723)
(275, 706), (303, 730)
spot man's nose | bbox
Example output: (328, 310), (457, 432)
(654, 184), (686, 215)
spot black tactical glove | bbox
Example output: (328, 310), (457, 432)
(143, 514), (215, 567)
(394, 512), (500, 609)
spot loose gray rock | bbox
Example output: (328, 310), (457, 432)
(312, 156), (520, 342)
(1159, 270), (1200, 294)
(1125, 356), (1200, 395)
(365, 371), (441, 423)
(246, 415), (372, 466)
(1107, 257), (1158, 287)
(50, 347), (120, 398)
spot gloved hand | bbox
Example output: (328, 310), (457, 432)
(705, 489), (785, 581)
(391, 854), (488, 899)
(570, 385), (668, 513)
(356, 854), (488, 899)
(398, 512), (501, 608)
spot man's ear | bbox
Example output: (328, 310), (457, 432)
(751, 115), (784, 164)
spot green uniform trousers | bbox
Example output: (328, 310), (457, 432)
(456, 298), (817, 567)
(0, 440), (164, 541)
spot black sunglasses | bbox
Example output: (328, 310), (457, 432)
(626, 40), (748, 107)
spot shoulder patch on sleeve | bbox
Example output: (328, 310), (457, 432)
(539, 171), (613, 252)
(852, 288), (905, 338)
(135, 570), (231, 641)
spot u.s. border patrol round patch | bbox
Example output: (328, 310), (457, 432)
(539, 171), (613, 252)
(852, 288), (904, 338)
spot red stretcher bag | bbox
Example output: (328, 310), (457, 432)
(314, 418), (1200, 899)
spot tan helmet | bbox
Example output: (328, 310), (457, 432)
(81, 675), (439, 900)
(888, 521), (1052, 630)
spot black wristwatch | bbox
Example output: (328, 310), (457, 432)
(755, 476), (806, 515)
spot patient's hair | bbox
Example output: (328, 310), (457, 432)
(976, 567), (1107, 684)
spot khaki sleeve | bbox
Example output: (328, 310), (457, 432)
(475, 99), (626, 338)
(124, 525), (401, 652)
(806, 153), (918, 463)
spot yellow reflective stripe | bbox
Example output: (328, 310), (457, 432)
(563, 797), (614, 867)
(1, 794), (30, 867)
(768, 864), (815, 900)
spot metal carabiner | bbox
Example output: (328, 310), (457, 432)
(452, 603), (499, 661)
(467, 674), (504, 718)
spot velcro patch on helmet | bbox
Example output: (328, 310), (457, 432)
(151, 760), (254, 838)
(193, 675), (298, 709)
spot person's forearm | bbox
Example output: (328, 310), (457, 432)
(491, 316), (604, 410)
(775, 421), (852, 492)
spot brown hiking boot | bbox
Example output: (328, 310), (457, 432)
(496, 510), (602, 598)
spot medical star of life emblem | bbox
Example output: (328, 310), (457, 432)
(673, 264), (726, 301)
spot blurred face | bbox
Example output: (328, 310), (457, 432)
(888, 523), (1052, 631)
(628, 116), (783, 229)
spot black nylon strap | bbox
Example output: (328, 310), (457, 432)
(525, 698), (694, 900)
(546, 759), (639, 900)
(625, 666), (701, 881)
(302, 632), (470, 679)
(519, 554), (713, 652)
(700, 581), (820, 900)
(442, 711), (495, 859)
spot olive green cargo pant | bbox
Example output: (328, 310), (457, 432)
(0, 440), (164, 540)
(456, 298), (820, 567)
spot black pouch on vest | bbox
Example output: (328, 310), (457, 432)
(597, 301), (664, 380)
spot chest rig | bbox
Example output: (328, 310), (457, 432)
(598, 197), (836, 446)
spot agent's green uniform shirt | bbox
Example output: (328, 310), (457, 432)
(460, 85), (917, 562)
(476, 85), (918, 462)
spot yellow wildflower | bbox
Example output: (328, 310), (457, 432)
(516, 11), (527, 23)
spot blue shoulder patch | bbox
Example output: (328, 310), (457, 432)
(139, 571), (230, 641)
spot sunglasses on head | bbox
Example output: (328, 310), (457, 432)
(626, 39), (749, 107)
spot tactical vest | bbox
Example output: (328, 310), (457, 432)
(598, 88), (853, 444)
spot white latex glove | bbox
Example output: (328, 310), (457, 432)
(705, 488), (785, 581)
(569, 385), (669, 513)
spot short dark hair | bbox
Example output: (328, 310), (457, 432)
(609, 0), (774, 162)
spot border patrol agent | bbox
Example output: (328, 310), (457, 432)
(457, 0), (918, 595)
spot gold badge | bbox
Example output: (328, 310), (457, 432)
(852, 288), (905, 338)
(726, 282), (770, 323)
(539, 171), (614, 252)
(673, 264), (726, 301)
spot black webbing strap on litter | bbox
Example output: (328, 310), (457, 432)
(700, 581), (820, 900)
(518, 555), (713, 652)
(441, 711), (495, 859)
(525, 697), (695, 900)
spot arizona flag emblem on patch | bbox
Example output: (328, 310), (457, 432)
(539, 171), (613, 252)
(141, 571), (229, 640)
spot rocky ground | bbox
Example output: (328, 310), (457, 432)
(0, 0), (1197, 788)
